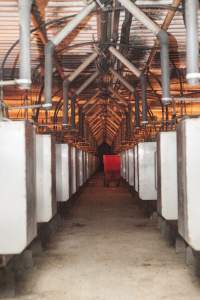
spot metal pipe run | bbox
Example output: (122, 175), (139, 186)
(45, 1), (96, 106)
(1, 0), (32, 89)
(18, 0), (32, 90)
(44, 41), (54, 108)
(157, 30), (171, 105)
(75, 71), (100, 96)
(117, 0), (171, 105)
(110, 68), (135, 93)
(185, 0), (200, 85)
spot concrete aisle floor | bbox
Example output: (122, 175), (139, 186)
(9, 174), (200, 300)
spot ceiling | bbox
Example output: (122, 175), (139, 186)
(0, 0), (200, 150)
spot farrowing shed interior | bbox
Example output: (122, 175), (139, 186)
(1, 1), (200, 299)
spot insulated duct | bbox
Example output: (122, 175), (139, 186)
(117, 0), (171, 105)
(0, 0), (32, 89)
(44, 1), (96, 107)
(185, 0), (200, 85)
(19, 0), (32, 89)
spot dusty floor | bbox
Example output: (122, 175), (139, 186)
(8, 174), (200, 300)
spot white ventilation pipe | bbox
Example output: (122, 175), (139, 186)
(185, 0), (200, 85)
(45, 1), (96, 107)
(18, 0), (32, 89)
(110, 68), (135, 93)
(0, 0), (32, 89)
(117, 0), (171, 105)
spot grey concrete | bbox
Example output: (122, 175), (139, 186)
(0, 268), (15, 298)
(30, 239), (43, 257)
(176, 236), (186, 256)
(5, 174), (200, 300)
(186, 246), (195, 267)
(186, 247), (200, 277)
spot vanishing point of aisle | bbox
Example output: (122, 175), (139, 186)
(11, 174), (200, 300)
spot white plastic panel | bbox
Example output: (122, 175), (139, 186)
(56, 144), (70, 202)
(71, 146), (77, 194)
(0, 121), (37, 254)
(36, 134), (57, 223)
(128, 149), (134, 187)
(157, 132), (178, 220)
(138, 142), (157, 201)
(134, 145), (139, 192)
(177, 117), (200, 251)
(77, 149), (84, 187)
(86, 152), (90, 180)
